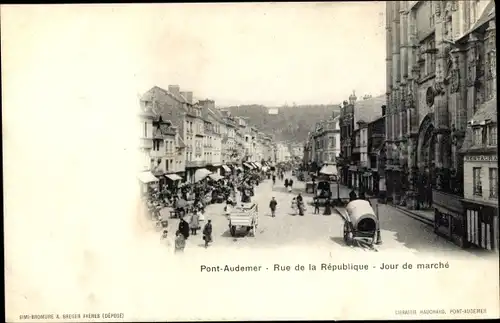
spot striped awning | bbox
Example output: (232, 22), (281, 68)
(243, 162), (254, 169)
(165, 174), (182, 181)
(254, 162), (262, 168)
(222, 165), (231, 172)
(138, 171), (159, 183)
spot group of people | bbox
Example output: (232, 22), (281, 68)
(172, 216), (213, 252)
(268, 193), (306, 217)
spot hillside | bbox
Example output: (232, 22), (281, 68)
(225, 104), (340, 142)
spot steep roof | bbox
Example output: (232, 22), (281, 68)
(458, 1), (495, 42)
(469, 97), (497, 125)
(353, 94), (386, 130)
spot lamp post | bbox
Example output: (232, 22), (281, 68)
(375, 201), (382, 244)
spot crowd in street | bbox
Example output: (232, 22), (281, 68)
(142, 161), (374, 253)
(144, 162), (297, 252)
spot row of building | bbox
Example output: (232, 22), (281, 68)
(304, 0), (498, 252)
(138, 85), (291, 188)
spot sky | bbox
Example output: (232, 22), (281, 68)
(2, 2), (386, 108)
(130, 2), (388, 106)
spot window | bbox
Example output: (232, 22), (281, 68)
(489, 168), (498, 198)
(488, 125), (497, 146)
(473, 167), (482, 196)
(473, 128), (482, 145)
(144, 122), (147, 137)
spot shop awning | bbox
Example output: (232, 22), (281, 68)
(137, 171), (159, 183)
(250, 162), (258, 168)
(254, 162), (262, 168)
(209, 173), (223, 181)
(319, 164), (338, 176)
(165, 174), (182, 181)
(243, 162), (254, 169)
(194, 168), (212, 183)
(222, 165), (231, 172)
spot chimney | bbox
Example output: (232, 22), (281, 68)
(381, 105), (386, 116)
(348, 90), (357, 105)
(180, 91), (193, 104)
(168, 85), (180, 94)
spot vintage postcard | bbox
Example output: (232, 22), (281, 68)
(3, 2), (499, 322)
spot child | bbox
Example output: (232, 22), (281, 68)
(174, 230), (186, 253)
(291, 197), (297, 216)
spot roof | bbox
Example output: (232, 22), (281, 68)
(177, 136), (186, 148)
(469, 97), (497, 125)
(458, 1), (495, 42)
(353, 95), (386, 130)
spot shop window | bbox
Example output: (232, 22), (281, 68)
(473, 167), (482, 196)
(489, 168), (498, 198)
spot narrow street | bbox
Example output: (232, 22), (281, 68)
(155, 173), (479, 257)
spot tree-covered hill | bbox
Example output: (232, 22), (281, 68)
(225, 104), (341, 142)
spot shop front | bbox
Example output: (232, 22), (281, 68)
(433, 190), (466, 248)
(461, 198), (499, 252)
(137, 171), (159, 196)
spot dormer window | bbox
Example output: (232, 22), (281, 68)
(473, 127), (482, 145)
(487, 124), (497, 146)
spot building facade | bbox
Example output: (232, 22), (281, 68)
(385, 1), (497, 250)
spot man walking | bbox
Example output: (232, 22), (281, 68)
(202, 219), (213, 248)
(313, 197), (320, 214)
(269, 197), (278, 217)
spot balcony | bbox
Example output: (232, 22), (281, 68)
(139, 138), (153, 149)
(186, 160), (207, 168)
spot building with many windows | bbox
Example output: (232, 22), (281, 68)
(385, 0), (496, 250)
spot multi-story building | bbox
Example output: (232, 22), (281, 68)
(137, 100), (159, 194)
(310, 112), (341, 166)
(351, 94), (386, 190)
(276, 142), (291, 162)
(385, 1), (496, 249)
(339, 94), (356, 186)
(201, 99), (224, 174)
(140, 85), (206, 184)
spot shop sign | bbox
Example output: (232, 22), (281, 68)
(464, 155), (498, 162)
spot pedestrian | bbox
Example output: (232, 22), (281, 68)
(269, 197), (278, 217)
(178, 217), (190, 240)
(298, 200), (304, 216)
(190, 210), (200, 235)
(323, 198), (332, 215)
(161, 229), (168, 241)
(224, 201), (232, 216)
(288, 178), (293, 193)
(297, 193), (303, 204)
(174, 230), (186, 253)
(349, 189), (357, 201)
(272, 174), (276, 186)
(291, 197), (297, 216)
(202, 220), (213, 248)
(284, 178), (289, 190)
(313, 197), (320, 214)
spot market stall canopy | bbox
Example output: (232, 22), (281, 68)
(209, 173), (223, 181)
(165, 174), (182, 181)
(254, 162), (262, 168)
(138, 171), (159, 183)
(319, 164), (338, 176)
(194, 168), (212, 182)
(236, 166), (244, 171)
(222, 165), (231, 172)
(243, 162), (254, 169)
(262, 166), (269, 172)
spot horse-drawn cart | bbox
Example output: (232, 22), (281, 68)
(338, 199), (379, 246)
(228, 203), (259, 237)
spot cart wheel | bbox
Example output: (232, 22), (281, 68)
(230, 225), (236, 237)
(343, 222), (353, 246)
